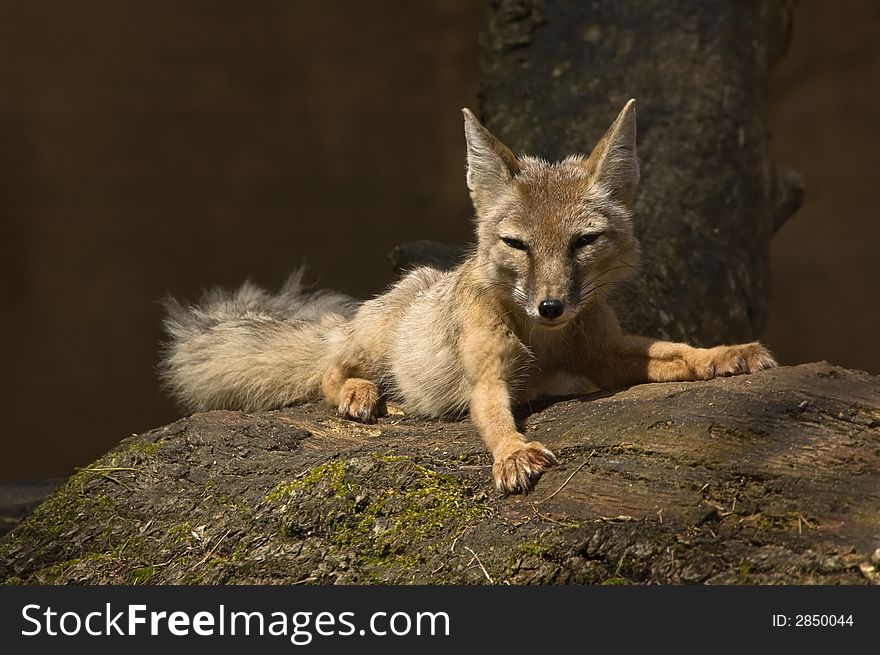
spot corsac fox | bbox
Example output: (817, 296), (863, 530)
(161, 99), (776, 494)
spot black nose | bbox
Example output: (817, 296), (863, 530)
(538, 299), (564, 319)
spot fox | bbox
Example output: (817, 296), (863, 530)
(161, 99), (777, 494)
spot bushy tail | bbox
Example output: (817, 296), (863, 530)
(160, 270), (356, 413)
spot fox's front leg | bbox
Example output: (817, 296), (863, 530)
(593, 334), (777, 388)
(470, 376), (557, 494)
(321, 365), (384, 422)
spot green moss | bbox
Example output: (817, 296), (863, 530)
(216, 493), (236, 506)
(334, 466), (483, 562)
(516, 537), (554, 558)
(268, 454), (487, 579)
(230, 542), (248, 562)
(126, 439), (162, 456)
(266, 459), (349, 503)
(747, 511), (803, 532)
(600, 576), (631, 585)
(128, 566), (158, 584)
(165, 522), (193, 545)
(501, 526), (588, 580)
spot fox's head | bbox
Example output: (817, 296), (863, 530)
(462, 100), (641, 328)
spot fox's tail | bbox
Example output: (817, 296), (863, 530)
(160, 269), (356, 413)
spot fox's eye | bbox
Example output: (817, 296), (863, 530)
(500, 236), (528, 251)
(573, 233), (602, 249)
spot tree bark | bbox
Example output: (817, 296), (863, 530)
(394, 0), (803, 345)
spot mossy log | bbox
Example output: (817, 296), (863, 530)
(2, 362), (878, 585)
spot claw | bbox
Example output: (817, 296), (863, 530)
(492, 441), (557, 495)
(705, 342), (778, 378)
(336, 378), (381, 423)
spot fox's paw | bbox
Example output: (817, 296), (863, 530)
(337, 378), (383, 422)
(701, 342), (777, 379)
(492, 440), (558, 495)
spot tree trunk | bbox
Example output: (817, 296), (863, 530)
(481, 0), (805, 345)
(395, 0), (803, 346)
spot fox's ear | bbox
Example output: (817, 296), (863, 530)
(583, 99), (639, 205)
(462, 108), (521, 212)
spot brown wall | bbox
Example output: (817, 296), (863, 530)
(764, 0), (880, 376)
(1, 1), (877, 480)
(0, 1), (482, 478)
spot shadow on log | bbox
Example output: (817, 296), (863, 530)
(2, 363), (878, 584)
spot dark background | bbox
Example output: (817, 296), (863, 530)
(1, 0), (878, 480)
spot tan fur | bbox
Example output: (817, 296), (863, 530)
(161, 99), (776, 494)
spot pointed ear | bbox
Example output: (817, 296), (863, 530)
(462, 108), (521, 213)
(583, 99), (639, 205)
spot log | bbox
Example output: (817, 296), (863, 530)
(2, 363), (878, 585)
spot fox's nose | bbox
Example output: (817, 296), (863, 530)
(538, 299), (564, 320)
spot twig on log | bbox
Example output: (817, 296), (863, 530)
(464, 546), (494, 584)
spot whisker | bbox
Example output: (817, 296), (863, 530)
(578, 281), (618, 303)
(577, 261), (638, 302)
(579, 262), (637, 290)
